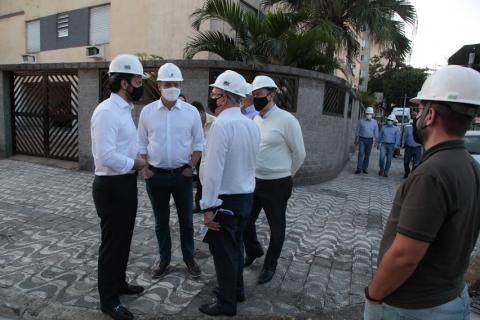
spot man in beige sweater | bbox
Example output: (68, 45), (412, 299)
(243, 75), (306, 284)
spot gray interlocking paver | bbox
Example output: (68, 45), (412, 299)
(0, 150), (469, 319)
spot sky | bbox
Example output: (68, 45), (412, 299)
(406, 0), (480, 70)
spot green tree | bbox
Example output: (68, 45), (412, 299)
(183, 0), (339, 73)
(262, 0), (416, 63)
(367, 54), (406, 95)
(382, 66), (429, 107)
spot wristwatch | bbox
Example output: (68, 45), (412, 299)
(365, 287), (383, 303)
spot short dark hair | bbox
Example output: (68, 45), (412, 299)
(431, 102), (473, 137)
(108, 73), (134, 93)
(179, 94), (187, 102)
(191, 101), (205, 112)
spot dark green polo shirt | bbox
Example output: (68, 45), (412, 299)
(379, 140), (480, 308)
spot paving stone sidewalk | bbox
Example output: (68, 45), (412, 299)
(0, 150), (458, 319)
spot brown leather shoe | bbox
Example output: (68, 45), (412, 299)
(258, 269), (275, 284)
(186, 258), (201, 278)
(152, 260), (170, 279)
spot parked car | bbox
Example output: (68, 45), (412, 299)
(465, 131), (480, 164)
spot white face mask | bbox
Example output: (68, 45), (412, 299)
(366, 114), (373, 120)
(161, 87), (181, 102)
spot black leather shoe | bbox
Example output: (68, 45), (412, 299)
(244, 253), (263, 267)
(354, 169), (361, 174)
(362, 169), (368, 174)
(383, 172), (389, 177)
(258, 269), (275, 284)
(101, 305), (134, 320)
(378, 170), (384, 176)
(199, 301), (236, 317)
(119, 284), (144, 295)
(152, 260), (170, 279)
(212, 287), (245, 302)
(185, 258), (201, 278)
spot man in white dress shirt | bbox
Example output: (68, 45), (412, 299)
(243, 75), (306, 284)
(198, 70), (261, 316)
(91, 54), (147, 320)
(138, 63), (204, 279)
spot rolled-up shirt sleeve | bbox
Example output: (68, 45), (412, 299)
(92, 110), (134, 173)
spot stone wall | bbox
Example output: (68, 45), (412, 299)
(0, 60), (360, 185)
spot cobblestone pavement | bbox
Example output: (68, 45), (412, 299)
(0, 151), (448, 319)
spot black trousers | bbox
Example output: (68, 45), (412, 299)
(206, 193), (252, 313)
(92, 173), (137, 309)
(194, 157), (202, 206)
(244, 176), (293, 271)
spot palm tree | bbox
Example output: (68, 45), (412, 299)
(262, 0), (417, 62)
(183, 0), (339, 73)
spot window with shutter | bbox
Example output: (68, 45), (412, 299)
(89, 5), (111, 45)
(57, 14), (69, 38)
(27, 20), (40, 53)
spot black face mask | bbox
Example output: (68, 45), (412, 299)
(413, 114), (428, 145)
(253, 96), (269, 112)
(126, 83), (144, 102)
(208, 97), (220, 114)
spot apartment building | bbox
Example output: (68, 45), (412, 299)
(0, 0), (261, 64)
(0, 0), (374, 90)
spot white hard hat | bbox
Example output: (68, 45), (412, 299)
(251, 75), (278, 92)
(387, 114), (397, 121)
(244, 83), (253, 96)
(365, 107), (374, 114)
(411, 65), (480, 106)
(210, 70), (247, 97)
(157, 63), (183, 82)
(109, 54), (148, 78)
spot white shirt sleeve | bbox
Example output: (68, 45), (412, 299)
(137, 108), (148, 155)
(286, 116), (306, 175)
(191, 109), (205, 152)
(199, 123), (228, 209)
(92, 110), (134, 173)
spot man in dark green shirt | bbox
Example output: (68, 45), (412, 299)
(364, 65), (480, 320)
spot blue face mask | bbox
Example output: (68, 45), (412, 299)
(387, 120), (394, 125)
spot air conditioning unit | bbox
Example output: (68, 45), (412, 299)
(86, 45), (104, 59)
(21, 54), (36, 64)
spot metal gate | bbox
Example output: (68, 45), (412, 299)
(11, 71), (79, 161)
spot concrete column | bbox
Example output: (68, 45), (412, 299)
(78, 69), (100, 171)
(0, 71), (13, 158)
(181, 67), (211, 106)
